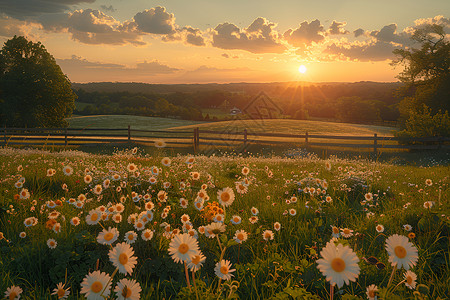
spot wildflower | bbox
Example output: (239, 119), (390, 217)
(187, 252), (206, 272)
(364, 193), (373, 201)
(86, 209), (101, 225)
(181, 214), (190, 224)
(242, 166), (250, 176)
(403, 224), (412, 231)
(423, 201), (434, 209)
(376, 224), (385, 233)
(214, 260), (235, 281)
(408, 232), (416, 239)
(4, 286), (23, 300)
(205, 222), (226, 238)
(331, 226), (340, 238)
(194, 200), (204, 211)
(19, 232), (26, 238)
(114, 278), (142, 300)
(70, 217), (80, 226)
(157, 190), (167, 202)
(124, 231), (138, 244)
(185, 156), (195, 164)
(425, 179), (432, 186)
(62, 166), (73, 176)
(115, 203), (125, 213)
(141, 229), (154, 241)
(217, 187), (235, 207)
(84, 174), (93, 184)
(127, 163), (137, 173)
(52, 282), (70, 299)
(80, 270), (112, 300)
(249, 216), (259, 224)
(233, 229), (248, 243)
(366, 284), (378, 300)
(180, 198), (188, 208)
(230, 215), (242, 225)
(341, 228), (354, 238)
(213, 213), (225, 223)
(155, 140), (166, 148)
(133, 220), (145, 231)
(325, 161), (332, 171)
(385, 234), (418, 270)
(251, 207), (259, 216)
(161, 157), (171, 167)
(262, 230), (274, 241)
(190, 172), (200, 180)
(289, 208), (297, 216)
(47, 169), (56, 176)
(19, 188), (30, 199)
(47, 238), (57, 249)
(109, 242), (137, 275)
(97, 227), (119, 245)
(168, 233), (200, 263)
(274, 222), (282, 231)
(316, 241), (360, 288)
(404, 270), (417, 289)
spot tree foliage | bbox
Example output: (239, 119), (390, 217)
(391, 24), (450, 122)
(0, 36), (76, 127)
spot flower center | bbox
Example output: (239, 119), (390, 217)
(104, 232), (114, 241)
(368, 290), (375, 297)
(178, 243), (189, 254)
(343, 229), (350, 234)
(144, 232), (150, 238)
(91, 214), (98, 222)
(220, 266), (229, 274)
(221, 193), (230, 202)
(128, 234), (134, 240)
(332, 227), (339, 234)
(191, 255), (201, 264)
(407, 275), (413, 285)
(122, 286), (132, 298)
(394, 246), (407, 258)
(57, 288), (66, 298)
(9, 292), (17, 300)
(91, 281), (103, 293)
(237, 233), (244, 240)
(119, 253), (128, 265)
(331, 258), (346, 273)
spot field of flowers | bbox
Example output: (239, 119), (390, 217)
(0, 147), (448, 299)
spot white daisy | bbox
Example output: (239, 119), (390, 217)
(115, 278), (142, 300)
(214, 260), (235, 281)
(80, 270), (112, 300)
(385, 234), (418, 270)
(168, 233), (200, 263)
(109, 242), (138, 275)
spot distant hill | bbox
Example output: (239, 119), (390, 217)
(72, 81), (401, 95)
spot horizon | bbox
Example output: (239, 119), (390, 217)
(1, 0), (449, 83)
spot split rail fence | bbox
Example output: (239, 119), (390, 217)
(1, 126), (449, 154)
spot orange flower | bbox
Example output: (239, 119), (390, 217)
(14, 194), (20, 200)
(408, 232), (416, 239)
(55, 200), (63, 206)
(46, 219), (57, 230)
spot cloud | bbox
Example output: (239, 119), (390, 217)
(414, 15), (450, 30)
(212, 17), (286, 53)
(283, 19), (325, 48)
(369, 23), (411, 45)
(0, 15), (39, 37)
(328, 21), (349, 35)
(100, 5), (116, 13)
(57, 55), (180, 82)
(353, 28), (365, 37)
(66, 9), (145, 45)
(0, 0), (95, 19)
(133, 6), (176, 35)
(325, 40), (398, 61)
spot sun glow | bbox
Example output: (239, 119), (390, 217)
(298, 65), (307, 74)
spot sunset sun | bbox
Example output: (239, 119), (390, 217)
(298, 65), (307, 74)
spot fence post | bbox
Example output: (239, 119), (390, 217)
(305, 131), (309, 146)
(64, 127), (68, 148)
(196, 127), (200, 150)
(243, 129), (247, 147)
(3, 125), (6, 146)
(373, 133), (378, 156)
(128, 125), (131, 142)
(193, 128), (197, 153)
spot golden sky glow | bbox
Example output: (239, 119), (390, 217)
(0, 0), (448, 83)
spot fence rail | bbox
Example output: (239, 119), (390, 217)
(1, 126), (449, 153)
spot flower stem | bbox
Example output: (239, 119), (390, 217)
(387, 263), (397, 289)
(330, 284), (334, 300)
(192, 271), (199, 300)
(184, 262), (191, 291)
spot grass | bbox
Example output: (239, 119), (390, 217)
(67, 115), (205, 130)
(0, 146), (448, 299)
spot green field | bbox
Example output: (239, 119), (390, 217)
(173, 118), (396, 136)
(0, 149), (448, 299)
(67, 115), (205, 131)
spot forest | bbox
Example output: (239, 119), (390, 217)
(73, 81), (401, 124)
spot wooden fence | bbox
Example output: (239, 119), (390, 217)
(1, 126), (449, 154)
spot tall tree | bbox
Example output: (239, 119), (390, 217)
(391, 24), (450, 124)
(0, 36), (76, 127)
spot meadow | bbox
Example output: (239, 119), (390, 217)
(0, 146), (448, 299)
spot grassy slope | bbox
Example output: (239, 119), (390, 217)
(172, 119), (396, 136)
(67, 115), (205, 131)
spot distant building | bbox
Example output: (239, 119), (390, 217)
(230, 107), (242, 115)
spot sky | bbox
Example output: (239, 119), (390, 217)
(0, 0), (449, 83)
